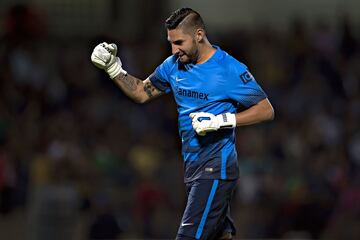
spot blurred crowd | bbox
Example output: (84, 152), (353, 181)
(0, 4), (360, 240)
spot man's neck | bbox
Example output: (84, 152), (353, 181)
(196, 41), (216, 64)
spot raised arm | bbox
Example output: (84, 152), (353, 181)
(91, 42), (164, 104)
(112, 74), (164, 103)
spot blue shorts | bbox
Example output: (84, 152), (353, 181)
(176, 179), (237, 240)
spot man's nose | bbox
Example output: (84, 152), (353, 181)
(172, 45), (180, 55)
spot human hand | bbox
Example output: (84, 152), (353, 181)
(91, 42), (127, 79)
(189, 112), (236, 136)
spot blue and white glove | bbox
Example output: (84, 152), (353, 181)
(190, 112), (237, 136)
(91, 42), (127, 79)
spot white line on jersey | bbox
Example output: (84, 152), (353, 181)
(181, 222), (194, 227)
(176, 76), (187, 82)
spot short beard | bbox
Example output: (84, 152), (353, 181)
(188, 40), (200, 64)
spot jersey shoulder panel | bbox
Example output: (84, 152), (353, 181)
(224, 53), (248, 75)
(149, 55), (178, 93)
(222, 53), (267, 107)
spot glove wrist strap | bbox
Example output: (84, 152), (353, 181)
(107, 57), (127, 79)
(218, 113), (237, 128)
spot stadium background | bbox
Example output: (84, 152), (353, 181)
(0, 0), (360, 239)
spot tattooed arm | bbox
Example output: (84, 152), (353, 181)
(90, 42), (164, 103)
(112, 72), (164, 103)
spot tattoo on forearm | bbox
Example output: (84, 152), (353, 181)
(119, 74), (141, 91)
(144, 81), (156, 98)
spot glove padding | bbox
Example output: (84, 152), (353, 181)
(91, 42), (126, 79)
(190, 112), (236, 136)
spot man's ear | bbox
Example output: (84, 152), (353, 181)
(195, 29), (205, 42)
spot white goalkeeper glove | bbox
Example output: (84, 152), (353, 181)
(189, 112), (237, 136)
(91, 42), (127, 79)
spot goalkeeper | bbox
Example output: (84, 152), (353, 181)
(91, 7), (274, 240)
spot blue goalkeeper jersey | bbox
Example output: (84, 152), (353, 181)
(149, 46), (267, 183)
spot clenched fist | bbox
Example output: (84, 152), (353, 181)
(91, 42), (127, 79)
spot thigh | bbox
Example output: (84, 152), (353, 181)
(176, 179), (237, 240)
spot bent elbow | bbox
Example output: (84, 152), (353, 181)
(133, 97), (147, 104)
(129, 91), (148, 104)
(267, 105), (275, 121)
(259, 98), (274, 122)
(134, 94), (152, 104)
(269, 109), (275, 121)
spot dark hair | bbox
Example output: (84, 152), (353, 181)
(165, 7), (205, 31)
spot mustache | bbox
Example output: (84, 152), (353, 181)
(175, 52), (186, 57)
